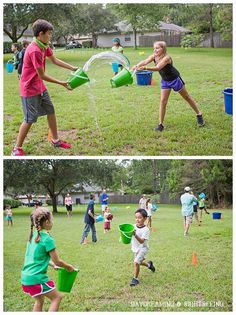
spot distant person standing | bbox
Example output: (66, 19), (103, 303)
(65, 194), (73, 217)
(18, 40), (30, 78)
(139, 194), (147, 210)
(11, 43), (20, 71)
(100, 190), (109, 214)
(111, 37), (124, 75)
(5, 205), (13, 227)
(180, 187), (198, 236)
(80, 194), (97, 245)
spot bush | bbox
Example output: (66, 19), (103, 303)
(82, 41), (92, 48)
(4, 42), (13, 54)
(46, 199), (53, 206)
(3, 198), (22, 209)
(180, 34), (204, 48)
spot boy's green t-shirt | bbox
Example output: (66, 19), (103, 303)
(199, 199), (205, 207)
(21, 230), (56, 285)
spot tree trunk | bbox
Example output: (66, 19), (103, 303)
(152, 160), (158, 193)
(209, 4), (214, 48)
(52, 195), (58, 213)
(133, 27), (137, 50)
(92, 34), (97, 48)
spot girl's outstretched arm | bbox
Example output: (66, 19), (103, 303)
(132, 54), (155, 70)
(49, 249), (74, 272)
(139, 55), (171, 72)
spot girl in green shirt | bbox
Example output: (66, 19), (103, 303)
(21, 208), (75, 311)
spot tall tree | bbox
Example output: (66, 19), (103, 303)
(3, 3), (72, 42)
(109, 4), (165, 49)
(76, 4), (115, 48)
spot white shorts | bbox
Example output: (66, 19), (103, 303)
(134, 248), (149, 264)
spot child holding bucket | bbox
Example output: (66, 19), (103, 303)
(198, 196), (209, 223)
(21, 208), (75, 311)
(130, 209), (155, 286)
(111, 38), (124, 75)
(104, 206), (113, 233)
(80, 194), (97, 244)
(132, 41), (205, 132)
(11, 19), (79, 156)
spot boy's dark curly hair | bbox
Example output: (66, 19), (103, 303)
(135, 208), (148, 218)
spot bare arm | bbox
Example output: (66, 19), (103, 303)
(88, 209), (96, 222)
(132, 54), (155, 70)
(36, 67), (72, 90)
(49, 248), (74, 272)
(133, 231), (146, 244)
(138, 55), (171, 72)
(48, 54), (78, 71)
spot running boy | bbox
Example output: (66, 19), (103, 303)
(21, 208), (74, 311)
(130, 208), (155, 287)
(133, 41), (205, 131)
(11, 19), (79, 156)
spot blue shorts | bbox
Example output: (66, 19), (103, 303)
(21, 90), (55, 123)
(161, 76), (185, 92)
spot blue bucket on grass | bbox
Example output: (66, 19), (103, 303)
(223, 88), (233, 115)
(6, 62), (14, 73)
(212, 212), (222, 220)
(112, 63), (119, 73)
(136, 70), (153, 85)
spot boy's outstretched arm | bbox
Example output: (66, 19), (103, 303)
(48, 55), (78, 71)
(36, 66), (72, 90)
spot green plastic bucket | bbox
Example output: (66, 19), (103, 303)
(110, 68), (133, 88)
(119, 224), (134, 244)
(67, 69), (90, 89)
(57, 268), (79, 293)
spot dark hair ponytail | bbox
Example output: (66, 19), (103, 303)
(29, 214), (34, 242)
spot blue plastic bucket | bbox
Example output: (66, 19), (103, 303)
(96, 215), (104, 223)
(212, 212), (222, 220)
(136, 70), (153, 85)
(6, 63), (14, 73)
(223, 88), (233, 115)
(112, 63), (119, 73)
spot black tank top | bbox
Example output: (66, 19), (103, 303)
(155, 57), (180, 81)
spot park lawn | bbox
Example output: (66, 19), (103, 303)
(3, 204), (232, 311)
(3, 47), (232, 156)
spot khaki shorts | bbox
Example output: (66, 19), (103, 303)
(134, 248), (149, 264)
(184, 215), (193, 225)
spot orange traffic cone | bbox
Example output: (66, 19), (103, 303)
(191, 252), (198, 265)
(47, 129), (52, 141)
(151, 227), (157, 232)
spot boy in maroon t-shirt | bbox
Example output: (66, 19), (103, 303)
(11, 19), (79, 156)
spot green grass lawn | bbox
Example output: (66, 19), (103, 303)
(3, 47), (232, 156)
(4, 204), (232, 311)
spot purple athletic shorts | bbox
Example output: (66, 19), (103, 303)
(161, 76), (185, 92)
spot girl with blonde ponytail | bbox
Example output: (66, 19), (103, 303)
(133, 41), (205, 131)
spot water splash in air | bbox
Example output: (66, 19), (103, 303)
(83, 51), (130, 72)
